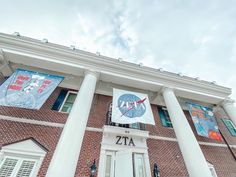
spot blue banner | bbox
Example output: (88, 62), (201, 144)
(0, 69), (64, 109)
(187, 102), (222, 141)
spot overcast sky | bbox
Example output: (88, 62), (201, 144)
(1, 0), (236, 100)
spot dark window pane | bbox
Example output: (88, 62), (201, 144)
(158, 106), (173, 127)
(52, 89), (68, 111)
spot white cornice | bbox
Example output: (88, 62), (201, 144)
(0, 33), (231, 104)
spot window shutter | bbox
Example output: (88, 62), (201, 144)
(222, 119), (236, 136)
(52, 89), (68, 111)
(16, 160), (36, 177)
(0, 158), (18, 177)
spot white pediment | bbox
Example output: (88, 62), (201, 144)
(2, 139), (46, 156)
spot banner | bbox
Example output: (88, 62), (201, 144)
(0, 69), (64, 109)
(187, 102), (222, 141)
(112, 88), (155, 125)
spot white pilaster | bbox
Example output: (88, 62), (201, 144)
(222, 99), (236, 126)
(162, 88), (212, 177)
(46, 70), (99, 177)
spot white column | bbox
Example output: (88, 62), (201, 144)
(46, 70), (99, 177)
(162, 88), (212, 177)
(222, 99), (236, 126)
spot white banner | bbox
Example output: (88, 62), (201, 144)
(111, 88), (155, 125)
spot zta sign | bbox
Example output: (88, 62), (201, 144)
(116, 136), (135, 146)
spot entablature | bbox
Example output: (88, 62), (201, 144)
(0, 33), (231, 105)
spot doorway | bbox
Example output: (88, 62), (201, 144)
(103, 150), (147, 177)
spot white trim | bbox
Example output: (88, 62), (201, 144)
(86, 127), (103, 132)
(0, 115), (235, 149)
(0, 33), (231, 105)
(0, 115), (64, 128)
(207, 162), (218, 177)
(101, 150), (115, 177)
(85, 127), (236, 148)
(198, 141), (227, 147)
(229, 145), (236, 148)
(149, 135), (178, 142)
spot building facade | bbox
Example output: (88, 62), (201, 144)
(0, 33), (236, 177)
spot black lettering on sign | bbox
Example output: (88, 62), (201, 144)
(115, 136), (135, 146)
(128, 138), (135, 146)
(123, 136), (128, 145)
(116, 136), (122, 145)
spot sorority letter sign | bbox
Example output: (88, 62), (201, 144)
(112, 88), (155, 125)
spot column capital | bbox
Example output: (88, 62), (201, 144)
(221, 98), (235, 106)
(161, 87), (175, 94)
(84, 69), (100, 79)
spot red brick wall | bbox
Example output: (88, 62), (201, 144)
(75, 131), (103, 177)
(202, 145), (236, 176)
(0, 120), (62, 176)
(147, 139), (188, 177)
(147, 138), (236, 177)
(0, 81), (236, 177)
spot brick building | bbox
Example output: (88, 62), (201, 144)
(0, 32), (236, 177)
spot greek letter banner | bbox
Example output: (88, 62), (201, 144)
(0, 69), (64, 109)
(187, 102), (222, 141)
(112, 88), (155, 125)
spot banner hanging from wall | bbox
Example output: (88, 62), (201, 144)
(186, 102), (222, 141)
(0, 69), (64, 109)
(112, 88), (155, 125)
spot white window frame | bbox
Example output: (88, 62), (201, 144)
(133, 153), (146, 177)
(225, 119), (236, 129)
(207, 162), (217, 177)
(0, 139), (46, 177)
(59, 91), (77, 113)
(103, 151), (115, 177)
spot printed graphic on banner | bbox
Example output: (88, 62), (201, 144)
(0, 69), (64, 109)
(112, 88), (155, 125)
(187, 102), (222, 141)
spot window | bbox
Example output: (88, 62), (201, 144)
(158, 106), (172, 127)
(0, 157), (37, 177)
(105, 155), (112, 177)
(104, 151), (115, 177)
(207, 162), (217, 177)
(133, 153), (146, 177)
(59, 91), (77, 113)
(0, 139), (46, 177)
(222, 119), (236, 136)
(106, 103), (146, 130)
(52, 89), (77, 113)
(102, 151), (147, 177)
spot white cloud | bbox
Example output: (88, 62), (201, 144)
(1, 0), (236, 100)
